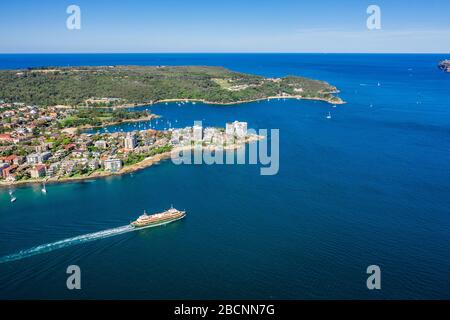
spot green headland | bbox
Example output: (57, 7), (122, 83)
(0, 65), (344, 106)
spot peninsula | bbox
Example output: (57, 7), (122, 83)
(0, 104), (260, 187)
(0, 65), (341, 187)
(0, 66), (344, 106)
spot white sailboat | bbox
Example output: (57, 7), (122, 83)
(9, 190), (16, 203)
(326, 112), (332, 119)
(41, 183), (47, 194)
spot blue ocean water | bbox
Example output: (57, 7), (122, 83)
(0, 54), (449, 299)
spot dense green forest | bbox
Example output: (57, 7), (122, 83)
(58, 108), (150, 128)
(0, 66), (342, 106)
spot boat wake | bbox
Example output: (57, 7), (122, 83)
(0, 224), (135, 264)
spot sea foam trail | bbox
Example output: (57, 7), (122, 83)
(0, 225), (135, 264)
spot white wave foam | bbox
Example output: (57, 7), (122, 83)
(0, 225), (134, 264)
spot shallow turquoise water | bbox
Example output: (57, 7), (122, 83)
(0, 54), (450, 299)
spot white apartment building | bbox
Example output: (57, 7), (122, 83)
(193, 124), (203, 142)
(124, 132), (137, 150)
(225, 121), (248, 138)
(26, 151), (52, 164)
(94, 140), (108, 149)
(104, 159), (122, 172)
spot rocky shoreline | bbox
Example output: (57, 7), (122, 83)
(112, 93), (345, 109)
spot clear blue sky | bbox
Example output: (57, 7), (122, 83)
(0, 0), (449, 53)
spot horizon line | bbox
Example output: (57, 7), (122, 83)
(0, 52), (449, 55)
